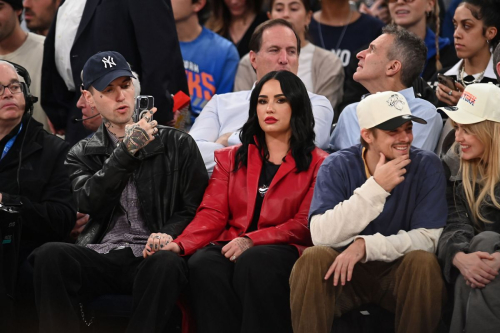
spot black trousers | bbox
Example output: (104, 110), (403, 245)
(30, 242), (188, 333)
(188, 244), (299, 333)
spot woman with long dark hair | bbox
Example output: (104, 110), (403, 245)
(205, 0), (267, 58)
(435, 0), (500, 106)
(438, 83), (500, 332)
(161, 70), (327, 332)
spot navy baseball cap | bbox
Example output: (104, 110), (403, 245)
(82, 51), (136, 91)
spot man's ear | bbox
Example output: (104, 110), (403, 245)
(82, 90), (94, 108)
(193, 0), (206, 13)
(386, 60), (402, 78)
(496, 61), (500, 80)
(361, 128), (374, 144)
(249, 50), (258, 72)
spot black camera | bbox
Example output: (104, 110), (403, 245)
(134, 95), (154, 122)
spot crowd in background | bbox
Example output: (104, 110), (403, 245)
(2, 0), (500, 332)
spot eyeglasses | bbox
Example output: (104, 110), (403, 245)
(0, 82), (23, 96)
(387, 0), (416, 3)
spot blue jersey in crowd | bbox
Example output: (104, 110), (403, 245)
(180, 27), (239, 123)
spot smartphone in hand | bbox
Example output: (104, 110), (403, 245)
(437, 74), (457, 91)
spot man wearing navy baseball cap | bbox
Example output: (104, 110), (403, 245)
(290, 91), (448, 333)
(30, 51), (209, 332)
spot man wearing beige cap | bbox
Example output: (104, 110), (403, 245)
(290, 91), (447, 333)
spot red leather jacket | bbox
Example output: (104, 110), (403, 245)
(174, 144), (328, 256)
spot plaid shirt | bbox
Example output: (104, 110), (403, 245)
(86, 129), (150, 257)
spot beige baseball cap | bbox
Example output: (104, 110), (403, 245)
(438, 82), (500, 124)
(357, 91), (427, 130)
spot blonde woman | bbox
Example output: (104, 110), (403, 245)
(438, 82), (500, 333)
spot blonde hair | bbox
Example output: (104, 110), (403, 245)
(454, 120), (500, 225)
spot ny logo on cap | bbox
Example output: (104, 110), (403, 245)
(386, 94), (405, 111)
(102, 56), (116, 69)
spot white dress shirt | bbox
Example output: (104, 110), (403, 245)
(189, 89), (334, 175)
(54, 0), (87, 91)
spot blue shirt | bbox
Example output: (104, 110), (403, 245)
(180, 27), (239, 122)
(329, 87), (443, 152)
(309, 145), (447, 236)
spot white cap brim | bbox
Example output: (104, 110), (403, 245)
(439, 106), (486, 124)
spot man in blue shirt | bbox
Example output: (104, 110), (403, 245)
(330, 25), (442, 152)
(290, 91), (447, 333)
(173, 0), (239, 124)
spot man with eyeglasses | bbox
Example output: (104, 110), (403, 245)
(0, 0), (49, 132)
(0, 60), (75, 330)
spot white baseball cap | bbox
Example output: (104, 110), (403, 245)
(357, 91), (427, 130)
(438, 83), (500, 124)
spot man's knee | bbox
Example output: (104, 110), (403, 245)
(401, 250), (439, 266)
(470, 231), (500, 253)
(398, 251), (442, 283)
(29, 242), (75, 269)
(143, 250), (186, 275)
(295, 246), (339, 271)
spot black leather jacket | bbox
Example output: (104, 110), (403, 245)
(65, 124), (208, 246)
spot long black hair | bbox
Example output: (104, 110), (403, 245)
(234, 70), (316, 173)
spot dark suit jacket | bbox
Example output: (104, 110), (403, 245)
(42, 0), (189, 145)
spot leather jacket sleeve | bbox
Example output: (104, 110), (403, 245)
(65, 141), (141, 218)
(158, 133), (209, 238)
